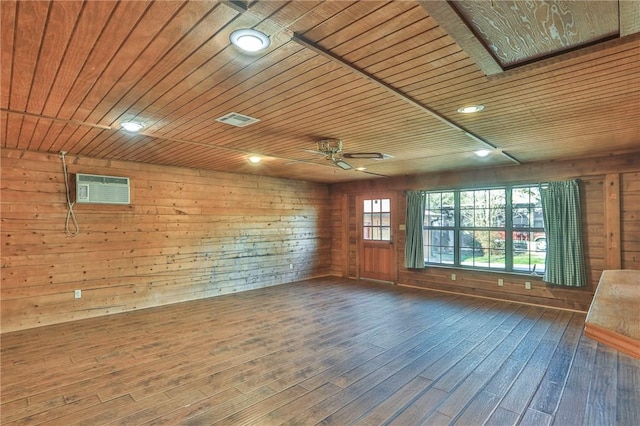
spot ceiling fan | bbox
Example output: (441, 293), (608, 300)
(304, 139), (386, 170)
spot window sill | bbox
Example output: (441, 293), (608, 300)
(421, 263), (545, 279)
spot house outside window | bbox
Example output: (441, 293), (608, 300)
(423, 185), (546, 274)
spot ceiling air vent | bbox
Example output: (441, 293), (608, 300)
(215, 112), (260, 127)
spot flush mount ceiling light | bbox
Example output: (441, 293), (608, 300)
(120, 122), (144, 132)
(475, 149), (493, 158)
(230, 29), (270, 52)
(457, 104), (485, 114)
(248, 156), (262, 164)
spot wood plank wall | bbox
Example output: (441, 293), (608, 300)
(622, 172), (640, 269)
(1, 148), (332, 333)
(330, 152), (640, 312)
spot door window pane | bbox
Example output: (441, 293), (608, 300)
(363, 198), (391, 241)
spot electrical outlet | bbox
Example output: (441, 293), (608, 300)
(289, 263), (293, 270)
(451, 273), (456, 281)
(498, 278), (504, 287)
(525, 281), (532, 290)
(74, 289), (82, 299)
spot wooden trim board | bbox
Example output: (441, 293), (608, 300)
(584, 270), (640, 359)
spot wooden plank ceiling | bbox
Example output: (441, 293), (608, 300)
(1, 0), (639, 183)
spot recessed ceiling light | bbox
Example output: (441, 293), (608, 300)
(120, 122), (144, 132)
(230, 29), (270, 52)
(475, 149), (492, 158)
(457, 104), (485, 114)
(248, 156), (262, 164)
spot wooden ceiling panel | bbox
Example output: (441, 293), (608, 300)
(14, 114), (39, 150)
(416, 43), (640, 121)
(158, 44), (320, 142)
(286, 2), (357, 35)
(317, 2), (414, 50)
(142, 41), (303, 134)
(0, 1), (16, 110)
(39, 1), (120, 118)
(115, 14), (250, 126)
(2, 111), (19, 149)
(300, 2), (390, 42)
(6, 1), (49, 112)
(25, 1), (83, 115)
(72, 1), (203, 123)
(338, 12), (438, 66)
(85, 1), (226, 127)
(369, 151), (515, 177)
(250, 1), (324, 27)
(320, 3), (425, 56)
(2, 0), (638, 183)
(451, 0), (619, 68)
(34, 121), (68, 153)
(504, 127), (640, 163)
(57, 2), (152, 120)
(350, 23), (447, 71)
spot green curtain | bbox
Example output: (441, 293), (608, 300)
(404, 191), (426, 269)
(540, 180), (587, 287)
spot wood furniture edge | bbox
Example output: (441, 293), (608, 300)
(584, 270), (640, 359)
(584, 323), (640, 359)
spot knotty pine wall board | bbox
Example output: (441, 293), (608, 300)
(622, 172), (640, 269)
(1, 148), (332, 332)
(328, 192), (348, 277)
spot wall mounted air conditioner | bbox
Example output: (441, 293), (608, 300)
(72, 173), (130, 205)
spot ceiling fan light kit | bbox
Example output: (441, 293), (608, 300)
(334, 160), (353, 170)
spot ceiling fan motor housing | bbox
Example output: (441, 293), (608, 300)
(317, 139), (343, 154)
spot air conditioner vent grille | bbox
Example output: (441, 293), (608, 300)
(74, 173), (130, 205)
(77, 174), (129, 185)
(216, 112), (260, 127)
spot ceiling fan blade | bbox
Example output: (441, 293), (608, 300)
(360, 170), (388, 177)
(303, 149), (327, 156)
(342, 152), (384, 159)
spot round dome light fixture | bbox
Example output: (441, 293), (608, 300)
(457, 104), (485, 114)
(120, 122), (144, 133)
(230, 29), (270, 52)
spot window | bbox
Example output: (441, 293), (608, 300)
(363, 198), (391, 241)
(423, 185), (545, 274)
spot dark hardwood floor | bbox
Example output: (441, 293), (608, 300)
(1, 277), (639, 425)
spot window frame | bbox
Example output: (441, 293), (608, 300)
(423, 184), (545, 274)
